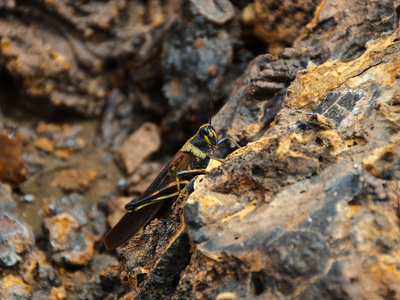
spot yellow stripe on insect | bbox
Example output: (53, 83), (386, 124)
(204, 135), (211, 144)
(135, 191), (180, 211)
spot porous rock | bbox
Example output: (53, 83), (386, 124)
(119, 192), (191, 299)
(119, 18), (400, 300)
(213, 0), (399, 146)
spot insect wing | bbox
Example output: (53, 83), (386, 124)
(104, 202), (165, 250)
(104, 151), (191, 250)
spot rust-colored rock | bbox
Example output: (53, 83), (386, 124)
(33, 136), (56, 153)
(0, 131), (26, 183)
(0, 273), (31, 299)
(50, 286), (67, 300)
(115, 122), (161, 175)
(52, 169), (98, 193)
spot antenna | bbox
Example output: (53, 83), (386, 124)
(209, 83), (214, 126)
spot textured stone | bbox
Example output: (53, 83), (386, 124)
(119, 19), (400, 300)
(52, 169), (98, 193)
(45, 213), (98, 266)
(0, 273), (31, 299)
(0, 213), (34, 267)
(0, 130), (26, 183)
(115, 122), (161, 175)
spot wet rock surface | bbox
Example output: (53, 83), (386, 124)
(0, 0), (400, 299)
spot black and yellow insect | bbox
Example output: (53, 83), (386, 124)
(104, 123), (239, 250)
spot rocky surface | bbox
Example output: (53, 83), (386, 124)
(0, 0), (400, 299)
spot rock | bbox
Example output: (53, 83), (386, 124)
(212, 0), (399, 147)
(33, 122), (86, 160)
(284, 28), (400, 135)
(95, 89), (138, 149)
(119, 193), (190, 299)
(126, 161), (163, 195)
(90, 254), (121, 292)
(161, 9), (240, 136)
(0, 213), (34, 267)
(50, 286), (67, 300)
(45, 212), (98, 267)
(295, 0), (399, 63)
(252, 0), (320, 51)
(52, 169), (98, 193)
(115, 122), (161, 175)
(189, 0), (235, 25)
(0, 273), (31, 299)
(48, 193), (88, 226)
(0, 182), (17, 213)
(0, 130), (27, 183)
(33, 136), (56, 153)
(106, 196), (131, 228)
(118, 19), (400, 300)
(19, 250), (52, 285)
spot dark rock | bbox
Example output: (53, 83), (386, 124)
(252, 0), (321, 47)
(119, 193), (190, 299)
(160, 0), (244, 137)
(296, 0), (399, 63)
(264, 231), (330, 295)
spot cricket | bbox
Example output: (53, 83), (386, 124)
(104, 119), (240, 250)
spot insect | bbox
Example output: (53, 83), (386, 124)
(104, 123), (240, 250)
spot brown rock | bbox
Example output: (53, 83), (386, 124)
(50, 286), (67, 300)
(34, 136), (55, 153)
(36, 121), (63, 135)
(53, 149), (72, 160)
(126, 161), (163, 195)
(115, 122), (161, 175)
(296, 0), (398, 63)
(0, 131), (27, 183)
(52, 169), (98, 193)
(253, 0), (320, 48)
